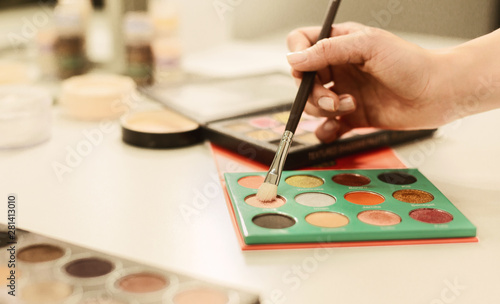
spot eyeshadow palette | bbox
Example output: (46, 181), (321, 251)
(0, 225), (259, 304)
(224, 169), (476, 246)
(142, 73), (436, 169)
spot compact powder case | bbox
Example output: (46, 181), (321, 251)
(121, 109), (203, 148)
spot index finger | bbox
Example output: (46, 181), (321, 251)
(286, 22), (366, 52)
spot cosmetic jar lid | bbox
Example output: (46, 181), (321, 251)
(121, 109), (203, 148)
(59, 73), (136, 120)
(0, 85), (52, 149)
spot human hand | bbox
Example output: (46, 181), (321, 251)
(287, 22), (451, 143)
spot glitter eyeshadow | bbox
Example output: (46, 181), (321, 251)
(245, 195), (286, 209)
(18, 244), (65, 263)
(332, 173), (371, 186)
(409, 208), (454, 224)
(285, 175), (324, 188)
(357, 210), (401, 226)
(393, 189), (434, 204)
(252, 214), (295, 229)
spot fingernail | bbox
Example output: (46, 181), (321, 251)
(287, 51), (307, 64)
(322, 120), (337, 132)
(338, 96), (355, 112)
(318, 97), (335, 111)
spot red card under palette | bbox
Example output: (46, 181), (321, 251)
(141, 73), (435, 169)
(0, 225), (259, 304)
(223, 168), (477, 249)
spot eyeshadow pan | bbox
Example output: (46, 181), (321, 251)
(224, 122), (254, 133)
(21, 281), (73, 304)
(173, 287), (229, 304)
(305, 212), (349, 228)
(237, 175), (265, 189)
(249, 117), (279, 129)
(357, 210), (401, 226)
(245, 130), (278, 141)
(344, 191), (385, 205)
(0, 231), (11, 248)
(272, 112), (289, 124)
(409, 208), (454, 224)
(298, 120), (320, 132)
(332, 173), (371, 186)
(285, 175), (324, 188)
(64, 257), (114, 278)
(295, 192), (336, 207)
(378, 172), (417, 185)
(393, 189), (434, 204)
(293, 133), (321, 144)
(245, 194), (286, 209)
(18, 244), (65, 263)
(252, 213), (295, 229)
(117, 272), (168, 293)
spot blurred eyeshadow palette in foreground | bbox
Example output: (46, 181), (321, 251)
(0, 225), (259, 304)
(223, 169), (477, 250)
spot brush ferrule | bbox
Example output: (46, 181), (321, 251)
(263, 130), (293, 185)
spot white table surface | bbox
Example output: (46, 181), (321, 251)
(1, 29), (500, 303)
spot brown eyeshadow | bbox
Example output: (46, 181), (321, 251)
(64, 257), (114, 278)
(18, 244), (65, 263)
(393, 189), (434, 204)
(117, 272), (168, 293)
(332, 173), (371, 186)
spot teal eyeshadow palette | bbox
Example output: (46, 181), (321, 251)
(0, 225), (259, 304)
(224, 169), (476, 245)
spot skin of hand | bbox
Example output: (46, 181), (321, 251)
(286, 22), (500, 143)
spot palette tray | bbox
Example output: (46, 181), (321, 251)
(205, 112), (435, 169)
(224, 169), (476, 245)
(0, 225), (259, 304)
(142, 73), (436, 169)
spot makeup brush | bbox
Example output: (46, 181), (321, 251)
(257, 0), (342, 202)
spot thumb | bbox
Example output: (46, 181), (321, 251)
(287, 33), (372, 72)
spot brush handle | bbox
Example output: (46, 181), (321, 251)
(285, 0), (342, 133)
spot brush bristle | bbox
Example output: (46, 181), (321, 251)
(256, 182), (278, 202)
